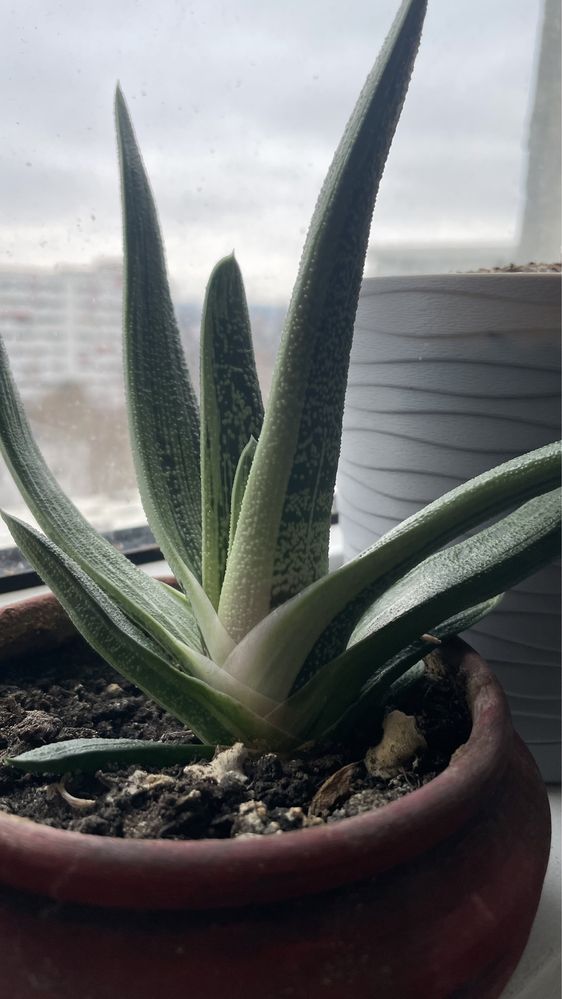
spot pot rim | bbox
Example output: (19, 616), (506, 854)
(0, 592), (512, 912)
(359, 271), (561, 289)
(357, 270), (561, 309)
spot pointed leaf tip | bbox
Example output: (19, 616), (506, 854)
(117, 86), (202, 587)
(114, 84), (128, 123)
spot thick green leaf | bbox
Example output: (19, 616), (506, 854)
(200, 256), (264, 608)
(228, 436), (258, 558)
(3, 514), (295, 750)
(0, 333), (203, 652)
(116, 90), (237, 664)
(321, 595), (504, 743)
(224, 442), (561, 699)
(302, 442), (562, 682)
(115, 87), (202, 588)
(348, 584), (503, 650)
(220, 0), (429, 640)
(7, 739), (215, 775)
(273, 488), (561, 737)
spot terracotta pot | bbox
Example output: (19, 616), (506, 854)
(338, 271), (561, 781)
(0, 591), (551, 999)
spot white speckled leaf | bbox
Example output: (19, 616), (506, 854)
(200, 256), (263, 608)
(274, 489), (561, 738)
(8, 739), (216, 775)
(116, 88), (202, 588)
(219, 0), (429, 641)
(317, 595), (505, 743)
(228, 436), (258, 558)
(224, 443), (561, 698)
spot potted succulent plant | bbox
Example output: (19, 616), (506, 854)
(0, 2), (559, 997)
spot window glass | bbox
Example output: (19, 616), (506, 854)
(0, 0), (558, 549)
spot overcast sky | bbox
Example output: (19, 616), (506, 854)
(0, 0), (544, 304)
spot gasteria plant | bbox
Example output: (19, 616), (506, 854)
(1, 0), (561, 774)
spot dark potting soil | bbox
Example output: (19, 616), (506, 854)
(470, 261), (561, 273)
(0, 641), (470, 840)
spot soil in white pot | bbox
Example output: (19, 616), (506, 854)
(470, 262), (560, 272)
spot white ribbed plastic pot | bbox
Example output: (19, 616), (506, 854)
(338, 272), (561, 781)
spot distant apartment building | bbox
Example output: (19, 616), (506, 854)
(0, 256), (287, 411)
(0, 259), (124, 403)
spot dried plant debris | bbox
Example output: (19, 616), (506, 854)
(365, 711), (427, 778)
(309, 763), (361, 818)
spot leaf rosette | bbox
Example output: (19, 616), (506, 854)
(1, 0), (560, 772)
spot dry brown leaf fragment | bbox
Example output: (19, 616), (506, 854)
(309, 762), (360, 817)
